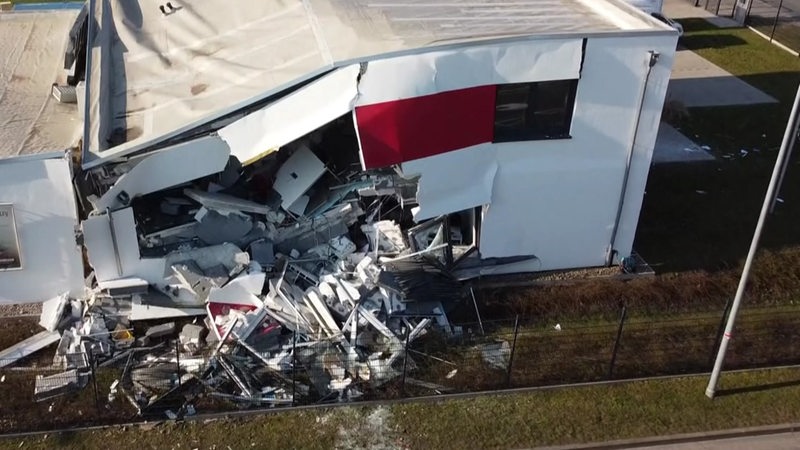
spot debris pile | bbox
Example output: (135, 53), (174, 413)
(2, 129), (477, 415)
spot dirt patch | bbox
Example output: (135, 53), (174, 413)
(190, 83), (208, 96)
(474, 248), (800, 324)
(0, 317), (41, 350)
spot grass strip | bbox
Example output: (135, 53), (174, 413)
(2, 367), (800, 449)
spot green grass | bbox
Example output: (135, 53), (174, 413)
(635, 19), (800, 273)
(2, 368), (800, 449)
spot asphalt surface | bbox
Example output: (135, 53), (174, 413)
(639, 431), (800, 449)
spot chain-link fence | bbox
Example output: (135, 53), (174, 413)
(701, 0), (738, 17)
(688, 0), (800, 54)
(2, 306), (800, 434)
(744, 0), (800, 52)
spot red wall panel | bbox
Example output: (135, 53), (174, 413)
(355, 85), (496, 169)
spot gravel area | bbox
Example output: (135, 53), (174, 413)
(0, 303), (41, 317)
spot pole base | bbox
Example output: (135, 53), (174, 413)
(705, 387), (716, 399)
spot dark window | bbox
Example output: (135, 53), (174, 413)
(493, 79), (578, 142)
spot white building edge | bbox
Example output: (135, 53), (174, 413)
(0, 0), (678, 303)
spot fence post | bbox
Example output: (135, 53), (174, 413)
(608, 304), (628, 380)
(771, 0), (784, 42)
(401, 329), (411, 395)
(470, 287), (485, 336)
(175, 339), (181, 391)
(506, 315), (520, 388)
(291, 330), (297, 407)
(90, 349), (100, 412)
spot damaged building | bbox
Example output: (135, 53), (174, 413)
(0, 0), (677, 411)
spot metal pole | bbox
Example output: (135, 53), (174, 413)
(175, 339), (181, 391)
(90, 350), (99, 411)
(771, 0), (784, 42)
(606, 51), (659, 266)
(401, 329), (411, 395)
(608, 304), (628, 380)
(770, 121), (799, 213)
(470, 288), (485, 335)
(291, 331), (297, 407)
(709, 297), (734, 366)
(706, 83), (800, 399)
(506, 316), (520, 387)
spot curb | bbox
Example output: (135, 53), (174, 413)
(536, 422), (800, 449)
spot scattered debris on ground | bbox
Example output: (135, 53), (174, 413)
(0, 133), (490, 416)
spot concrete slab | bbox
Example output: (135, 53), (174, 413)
(652, 122), (715, 164)
(667, 50), (777, 107)
(0, 12), (81, 158)
(635, 431), (800, 449)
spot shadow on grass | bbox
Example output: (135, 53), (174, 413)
(636, 70), (800, 273)
(715, 378), (800, 397)
(681, 33), (748, 49)
(678, 17), (741, 34)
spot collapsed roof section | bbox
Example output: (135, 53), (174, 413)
(82, 0), (669, 168)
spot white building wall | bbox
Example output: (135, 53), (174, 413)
(0, 154), (85, 303)
(402, 33), (677, 272)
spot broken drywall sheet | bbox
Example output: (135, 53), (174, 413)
(273, 145), (326, 213)
(218, 65), (361, 166)
(92, 136), (231, 211)
(39, 293), (69, 332)
(0, 331), (61, 369)
(184, 189), (274, 216)
(402, 144), (499, 221)
(356, 39), (583, 105)
(83, 208), (166, 283)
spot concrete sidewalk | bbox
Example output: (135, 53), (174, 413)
(662, 0), (778, 107)
(640, 431), (800, 449)
(538, 422), (800, 450)
(667, 50), (778, 107)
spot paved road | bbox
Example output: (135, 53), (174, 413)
(639, 431), (800, 449)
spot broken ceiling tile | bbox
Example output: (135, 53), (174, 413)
(273, 145), (326, 212)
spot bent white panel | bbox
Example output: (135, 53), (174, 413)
(0, 154), (84, 303)
(84, 0), (326, 166)
(218, 65), (361, 166)
(356, 39), (583, 105)
(402, 146), (499, 221)
(83, 207), (165, 283)
(602, 35), (677, 263)
(479, 148), (626, 269)
(93, 136), (231, 212)
(477, 35), (676, 270)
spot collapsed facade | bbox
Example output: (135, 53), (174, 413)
(0, 0), (677, 409)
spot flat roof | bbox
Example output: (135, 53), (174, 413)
(83, 0), (672, 167)
(0, 11), (82, 158)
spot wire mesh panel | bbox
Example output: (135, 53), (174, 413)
(705, 0), (737, 16)
(2, 305), (800, 433)
(746, 0), (800, 52)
